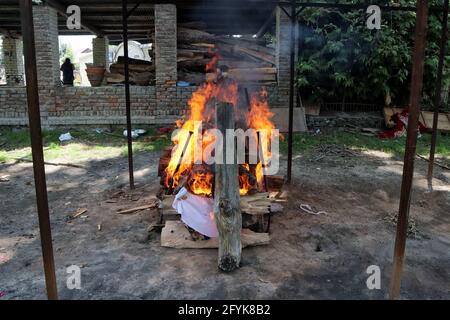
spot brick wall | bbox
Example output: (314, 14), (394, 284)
(0, 4), (288, 127)
(0, 87), (28, 125)
(0, 85), (197, 126)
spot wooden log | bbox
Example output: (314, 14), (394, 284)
(160, 193), (281, 217)
(177, 56), (204, 63)
(178, 21), (208, 30)
(105, 72), (125, 83)
(228, 68), (277, 82)
(219, 59), (272, 69)
(117, 202), (158, 214)
(191, 43), (216, 49)
(230, 67), (277, 75)
(117, 56), (152, 65)
(240, 193), (271, 215)
(217, 38), (276, 56)
(110, 63), (154, 74)
(131, 71), (153, 85)
(178, 58), (211, 73)
(215, 102), (242, 272)
(178, 27), (216, 44)
(177, 48), (208, 58)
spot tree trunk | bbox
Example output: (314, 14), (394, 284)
(214, 102), (242, 272)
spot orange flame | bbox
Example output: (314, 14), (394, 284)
(187, 170), (214, 197)
(247, 88), (277, 191)
(164, 63), (277, 197)
(164, 71), (238, 196)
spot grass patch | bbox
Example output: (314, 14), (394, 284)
(0, 126), (171, 163)
(1, 127), (449, 165)
(280, 131), (450, 160)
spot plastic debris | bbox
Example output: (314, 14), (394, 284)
(123, 129), (146, 139)
(58, 132), (73, 142)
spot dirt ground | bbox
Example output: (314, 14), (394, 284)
(0, 141), (449, 300)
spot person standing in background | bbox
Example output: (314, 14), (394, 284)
(60, 58), (75, 86)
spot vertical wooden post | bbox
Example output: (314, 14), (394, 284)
(390, 0), (429, 300)
(19, 0), (58, 300)
(214, 102), (242, 272)
(122, 0), (135, 189)
(427, 0), (449, 189)
(286, 0), (296, 184)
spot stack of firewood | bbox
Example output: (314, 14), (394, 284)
(177, 23), (277, 85)
(105, 56), (155, 86)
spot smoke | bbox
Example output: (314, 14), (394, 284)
(179, 0), (275, 36)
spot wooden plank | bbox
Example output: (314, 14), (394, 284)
(240, 192), (271, 215)
(228, 67), (276, 82)
(229, 67), (277, 75)
(191, 43), (216, 48)
(228, 72), (276, 82)
(421, 111), (450, 132)
(304, 104), (321, 116)
(234, 46), (275, 65)
(110, 63), (154, 73)
(271, 107), (307, 133)
(383, 107), (450, 132)
(217, 38), (275, 56)
(105, 72), (125, 83)
(219, 59), (272, 69)
(160, 193), (283, 217)
(178, 27), (216, 44)
(117, 202), (157, 214)
(161, 221), (270, 249)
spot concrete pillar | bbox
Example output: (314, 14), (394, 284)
(2, 36), (24, 86)
(92, 36), (109, 68)
(275, 7), (297, 107)
(154, 4), (177, 114)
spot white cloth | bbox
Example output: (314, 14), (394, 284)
(172, 187), (218, 238)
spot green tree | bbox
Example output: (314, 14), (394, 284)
(59, 43), (76, 65)
(296, 0), (450, 108)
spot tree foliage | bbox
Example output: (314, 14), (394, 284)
(296, 0), (450, 107)
(59, 43), (76, 65)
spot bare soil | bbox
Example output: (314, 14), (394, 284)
(0, 146), (449, 299)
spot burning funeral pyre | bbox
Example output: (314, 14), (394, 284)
(158, 54), (282, 240)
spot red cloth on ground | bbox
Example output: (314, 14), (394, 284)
(378, 109), (429, 139)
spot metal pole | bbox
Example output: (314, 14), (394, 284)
(427, 0), (449, 189)
(19, 0), (58, 300)
(286, 0), (296, 184)
(389, 0), (429, 300)
(122, 0), (135, 189)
